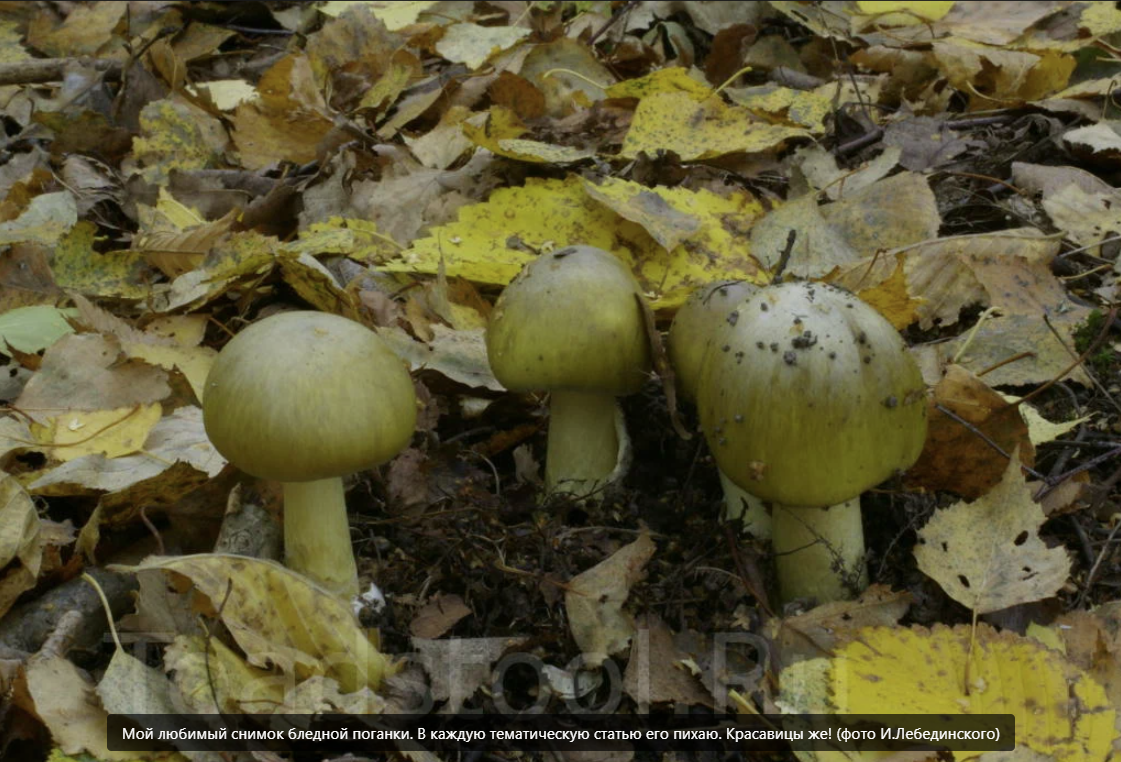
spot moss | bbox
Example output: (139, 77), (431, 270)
(1072, 309), (1115, 376)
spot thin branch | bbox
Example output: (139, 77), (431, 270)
(0, 57), (121, 86)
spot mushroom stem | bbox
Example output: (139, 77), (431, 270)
(772, 498), (866, 603)
(283, 478), (359, 598)
(546, 390), (620, 495)
(719, 470), (772, 539)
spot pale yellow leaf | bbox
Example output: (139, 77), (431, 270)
(30, 403), (162, 462)
(123, 554), (395, 693)
(565, 532), (656, 667)
(914, 453), (1071, 614)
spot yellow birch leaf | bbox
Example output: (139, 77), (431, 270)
(914, 453), (1071, 614)
(51, 221), (155, 300)
(122, 554), (395, 693)
(830, 624), (1116, 762)
(387, 175), (766, 308)
(855, 1), (953, 23)
(852, 252), (924, 330)
(31, 404), (162, 462)
(604, 67), (711, 100)
(621, 91), (809, 160)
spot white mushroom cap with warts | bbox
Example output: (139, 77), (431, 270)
(698, 281), (927, 507)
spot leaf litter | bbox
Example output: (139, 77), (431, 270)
(0, 1), (1120, 760)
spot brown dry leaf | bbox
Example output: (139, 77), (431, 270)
(409, 593), (472, 639)
(906, 364), (1034, 498)
(930, 41), (1075, 108)
(26, 2), (125, 57)
(0, 474), (44, 618)
(1011, 162), (1113, 198)
(123, 554), (394, 692)
(231, 54), (333, 169)
(387, 447), (429, 513)
(518, 37), (613, 117)
(915, 452), (1071, 614)
(411, 636), (528, 713)
(772, 584), (912, 667)
(1052, 603), (1121, 717)
(565, 532), (656, 667)
(623, 612), (712, 709)
(15, 333), (170, 425)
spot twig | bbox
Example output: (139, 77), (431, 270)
(0, 57), (121, 86)
(771, 230), (797, 284)
(934, 403), (1049, 482)
(1042, 313), (1121, 414)
(1013, 307), (1119, 408)
(588, 0), (639, 44)
(835, 127), (883, 156)
(1076, 472), (1121, 608)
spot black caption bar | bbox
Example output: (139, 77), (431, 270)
(108, 713), (1014, 754)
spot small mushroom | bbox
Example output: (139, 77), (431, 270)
(668, 280), (770, 538)
(203, 311), (416, 597)
(486, 246), (651, 497)
(698, 282), (927, 603)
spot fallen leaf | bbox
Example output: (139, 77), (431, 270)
(830, 624), (1114, 762)
(410, 593), (472, 639)
(122, 554), (394, 692)
(0, 474), (43, 618)
(623, 612), (712, 709)
(915, 452), (1071, 614)
(906, 365), (1034, 498)
(620, 90), (810, 160)
(411, 636), (528, 713)
(565, 532), (656, 667)
(0, 305), (76, 354)
(30, 403), (162, 462)
(26, 653), (134, 760)
(435, 23), (529, 70)
(15, 333), (170, 425)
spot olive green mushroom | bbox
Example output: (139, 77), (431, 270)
(203, 311), (417, 598)
(697, 282), (927, 603)
(486, 246), (652, 497)
(668, 280), (771, 538)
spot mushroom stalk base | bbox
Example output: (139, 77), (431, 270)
(772, 498), (866, 603)
(283, 478), (359, 598)
(546, 391), (621, 497)
(719, 470), (771, 539)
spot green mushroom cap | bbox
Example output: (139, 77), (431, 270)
(203, 311), (417, 482)
(486, 246), (652, 395)
(698, 281), (927, 507)
(669, 280), (758, 402)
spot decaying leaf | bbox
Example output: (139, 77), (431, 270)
(565, 532), (656, 667)
(915, 452), (1071, 614)
(906, 364), (1034, 497)
(121, 554), (394, 693)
